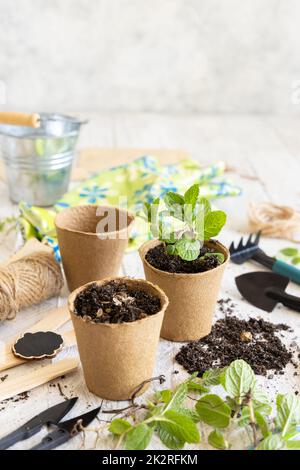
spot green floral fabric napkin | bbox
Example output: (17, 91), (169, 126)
(18, 156), (241, 261)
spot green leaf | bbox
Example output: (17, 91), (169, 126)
(155, 389), (173, 404)
(199, 252), (224, 264)
(184, 184), (199, 208)
(109, 418), (132, 435)
(157, 424), (185, 450)
(177, 407), (201, 423)
(175, 238), (201, 261)
(202, 368), (225, 387)
(276, 393), (300, 437)
(187, 380), (210, 395)
(292, 256), (300, 265)
(164, 192), (185, 220)
(160, 410), (200, 444)
(208, 429), (229, 450)
(223, 359), (256, 404)
(198, 197), (211, 217)
(255, 411), (271, 438)
(257, 434), (286, 451)
(286, 440), (300, 450)
(164, 382), (188, 412)
(280, 247), (298, 257)
(203, 210), (227, 240)
(196, 394), (231, 428)
(124, 423), (153, 450)
(166, 244), (177, 255)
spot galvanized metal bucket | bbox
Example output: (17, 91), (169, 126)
(0, 113), (87, 206)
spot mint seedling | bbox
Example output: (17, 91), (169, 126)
(143, 184), (227, 261)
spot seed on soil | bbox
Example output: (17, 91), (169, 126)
(176, 316), (296, 376)
(145, 243), (222, 274)
(74, 280), (161, 324)
(240, 331), (253, 342)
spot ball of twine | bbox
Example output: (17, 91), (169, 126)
(0, 251), (63, 321)
(249, 202), (300, 242)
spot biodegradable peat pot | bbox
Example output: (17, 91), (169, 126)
(68, 277), (169, 400)
(139, 239), (229, 342)
(55, 205), (134, 291)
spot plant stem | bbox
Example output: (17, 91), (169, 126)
(248, 400), (258, 448)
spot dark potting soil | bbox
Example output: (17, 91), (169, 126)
(74, 280), (161, 324)
(176, 316), (295, 376)
(145, 243), (223, 274)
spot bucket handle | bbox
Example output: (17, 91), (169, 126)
(0, 112), (40, 128)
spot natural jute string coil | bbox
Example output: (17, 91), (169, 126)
(249, 202), (300, 242)
(0, 250), (63, 321)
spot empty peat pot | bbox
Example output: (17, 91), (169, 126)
(55, 205), (134, 291)
(68, 277), (169, 400)
(139, 239), (229, 342)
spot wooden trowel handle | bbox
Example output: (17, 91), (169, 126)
(0, 112), (40, 128)
(266, 287), (300, 312)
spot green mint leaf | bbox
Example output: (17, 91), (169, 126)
(157, 424), (185, 450)
(199, 252), (224, 264)
(203, 210), (227, 240)
(187, 381), (210, 395)
(286, 440), (300, 450)
(198, 197), (211, 217)
(196, 394), (231, 428)
(161, 410), (200, 444)
(208, 429), (229, 450)
(166, 244), (177, 255)
(109, 418), (132, 435)
(175, 238), (201, 261)
(292, 256), (300, 265)
(124, 423), (153, 450)
(155, 389), (173, 404)
(257, 434), (286, 451)
(176, 407), (200, 423)
(276, 393), (300, 437)
(184, 184), (199, 208)
(164, 382), (188, 412)
(280, 247), (298, 257)
(223, 359), (256, 404)
(202, 368), (225, 387)
(254, 411), (270, 439)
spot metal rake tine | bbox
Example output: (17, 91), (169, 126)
(254, 230), (261, 246)
(229, 241), (235, 253)
(245, 233), (253, 246)
(237, 236), (245, 250)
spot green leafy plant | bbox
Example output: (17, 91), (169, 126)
(142, 184), (227, 261)
(108, 360), (300, 451)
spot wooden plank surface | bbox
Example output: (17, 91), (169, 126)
(0, 113), (299, 450)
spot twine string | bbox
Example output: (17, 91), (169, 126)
(0, 251), (63, 321)
(249, 202), (300, 242)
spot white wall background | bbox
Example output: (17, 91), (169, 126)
(0, 0), (299, 113)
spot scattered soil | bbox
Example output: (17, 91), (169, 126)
(74, 280), (161, 324)
(145, 243), (223, 274)
(176, 316), (296, 376)
(0, 375), (8, 383)
(217, 297), (236, 316)
(0, 392), (29, 412)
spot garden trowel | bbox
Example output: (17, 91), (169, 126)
(235, 271), (300, 313)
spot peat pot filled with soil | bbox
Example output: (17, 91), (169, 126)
(139, 239), (229, 341)
(55, 205), (134, 291)
(68, 277), (169, 400)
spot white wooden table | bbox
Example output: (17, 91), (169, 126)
(0, 114), (299, 450)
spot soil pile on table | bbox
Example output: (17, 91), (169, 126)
(74, 280), (161, 324)
(145, 243), (222, 274)
(176, 316), (295, 376)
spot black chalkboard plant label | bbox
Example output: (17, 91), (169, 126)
(12, 331), (64, 360)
